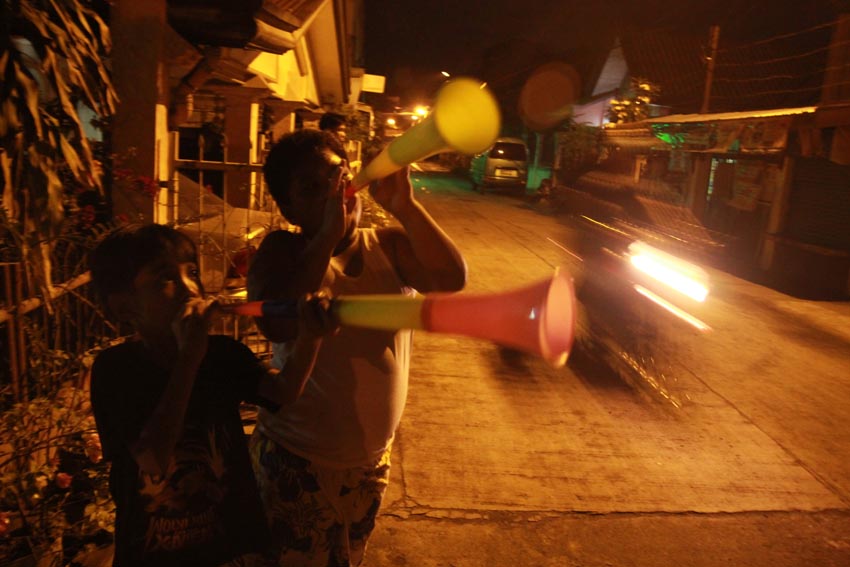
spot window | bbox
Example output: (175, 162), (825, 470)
(489, 143), (527, 160)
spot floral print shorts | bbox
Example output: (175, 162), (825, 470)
(249, 431), (391, 567)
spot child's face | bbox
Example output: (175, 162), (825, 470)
(331, 124), (347, 142)
(127, 254), (204, 340)
(288, 148), (357, 237)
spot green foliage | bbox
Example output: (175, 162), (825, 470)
(341, 107), (371, 142)
(1, 0), (117, 299)
(339, 105), (383, 162)
(606, 78), (660, 124)
(554, 121), (603, 185)
(0, 209), (119, 566)
(1, 3), (119, 563)
(0, 380), (114, 566)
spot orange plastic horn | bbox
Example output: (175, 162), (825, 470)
(223, 269), (576, 368)
(421, 269), (575, 367)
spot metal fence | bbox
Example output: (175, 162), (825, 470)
(168, 125), (281, 360)
(1, 251), (120, 406)
(0, 131), (284, 406)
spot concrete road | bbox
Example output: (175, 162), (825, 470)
(363, 174), (850, 567)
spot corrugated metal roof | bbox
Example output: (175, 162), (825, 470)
(605, 107), (812, 154)
(167, 0), (326, 54)
(644, 106), (816, 124)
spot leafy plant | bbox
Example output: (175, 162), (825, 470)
(606, 78), (660, 124)
(1, 0), (117, 301)
(0, 379), (114, 566)
(337, 105), (383, 163)
(554, 121), (602, 185)
(0, 207), (120, 564)
(1, 4), (120, 564)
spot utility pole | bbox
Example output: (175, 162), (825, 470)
(701, 25), (720, 114)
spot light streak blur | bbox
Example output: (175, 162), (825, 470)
(628, 241), (709, 302)
(546, 236), (583, 262)
(633, 285), (711, 332)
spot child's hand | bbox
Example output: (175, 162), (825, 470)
(369, 167), (414, 216)
(172, 298), (220, 364)
(296, 290), (339, 342)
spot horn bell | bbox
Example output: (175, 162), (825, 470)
(421, 269), (576, 368)
(350, 77), (501, 190)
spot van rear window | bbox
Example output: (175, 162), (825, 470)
(489, 143), (526, 160)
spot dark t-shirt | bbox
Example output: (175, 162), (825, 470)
(91, 335), (275, 567)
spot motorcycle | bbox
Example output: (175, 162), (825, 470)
(562, 192), (719, 407)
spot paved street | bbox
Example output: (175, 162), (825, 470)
(363, 172), (850, 567)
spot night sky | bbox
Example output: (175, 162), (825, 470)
(363, 0), (842, 107)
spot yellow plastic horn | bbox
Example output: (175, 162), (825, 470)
(346, 77), (501, 196)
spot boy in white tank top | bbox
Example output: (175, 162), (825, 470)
(247, 129), (467, 566)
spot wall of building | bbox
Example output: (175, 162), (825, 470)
(764, 156), (850, 299)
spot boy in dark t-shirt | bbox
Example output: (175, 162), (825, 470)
(88, 224), (337, 567)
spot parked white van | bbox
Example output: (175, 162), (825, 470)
(469, 137), (529, 193)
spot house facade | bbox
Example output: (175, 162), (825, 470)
(109, 0), (365, 220)
(107, 0), (370, 291)
(602, 107), (850, 299)
(567, 20), (850, 299)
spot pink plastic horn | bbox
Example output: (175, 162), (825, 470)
(224, 269), (576, 367)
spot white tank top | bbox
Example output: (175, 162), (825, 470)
(258, 228), (414, 468)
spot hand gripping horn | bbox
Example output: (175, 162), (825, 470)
(223, 269), (576, 368)
(345, 77), (502, 197)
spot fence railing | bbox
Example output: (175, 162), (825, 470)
(1, 122), (291, 404)
(1, 256), (121, 406)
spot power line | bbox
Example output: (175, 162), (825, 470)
(711, 61), (850, 84)
(709, 80), (845, 99)
(715, 40), (841, 68)
(716, 20), (836, 53)
(714, 73), (807, 83)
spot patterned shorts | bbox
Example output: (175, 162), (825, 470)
(249, 431), (391, 567)
(219, 552), (273, 567)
